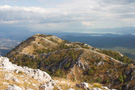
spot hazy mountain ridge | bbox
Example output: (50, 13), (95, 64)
(5, 34), (135, 90)
(61, 34), (135, 59)
(1, 28), (135, 59)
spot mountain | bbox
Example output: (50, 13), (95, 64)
(6, 34), (135, 90)
(0, 56), (112, 90)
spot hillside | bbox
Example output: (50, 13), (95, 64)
(0, 56), (113, 90)
(6, 34), (135, 90)
(0, 56), (55, 90)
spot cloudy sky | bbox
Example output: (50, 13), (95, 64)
(0, 0), (135, 33)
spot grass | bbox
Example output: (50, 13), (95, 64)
(0, 70), (8, 90)
(53, 77), (106, 90)
(53, 77), (80, 90)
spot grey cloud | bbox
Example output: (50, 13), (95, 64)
(100, 0), (135, 4)
(120, 13), (135, 18)
(0, 5), (97, 24)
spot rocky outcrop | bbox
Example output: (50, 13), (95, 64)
(0, 56), (56, 90)
(0, 56), (52, 82)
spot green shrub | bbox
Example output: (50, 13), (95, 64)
(123, 75), (126, 79)
(64, 62), (71, 69)
(88, 68), (94, 75)
(93, 66), (97, 70)
(110, 69), (113, 73)
(96, 78), (101, 83)
(54, 69), (66, 78)
(119, 74), (124, 83)
(105, 79), (109, 83)
(99, 50), (133, 64)
(119, 87), (122, 90)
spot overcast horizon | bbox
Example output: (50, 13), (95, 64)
(0, 0), (135, 33)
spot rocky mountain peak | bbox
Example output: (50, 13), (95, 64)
(5, 34), (135, 90)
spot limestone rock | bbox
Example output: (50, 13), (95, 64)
(6, 84), (22, 90)
(67, 88), (74, 90)
(102, 86), (109, 90)
(92, 87), (102, 90)
(0, 56), (58, 90)
(0, 56), (15, 71)
(81, 82), (90, 89)
(3, 82), (9, 85)
(25, 87), (33, 90)
(39, 81), (54, 90)
(81, 82), (89, 88)
(0, 56), (52, 83)
(12, 76), (20, 83)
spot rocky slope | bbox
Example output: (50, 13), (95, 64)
(0, 56), (56, 90)
(0, 56), (113, 90)
(5, 34), (135, 90)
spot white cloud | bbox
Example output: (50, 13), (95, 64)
(0, 0), (135, 32)
(0, 20), (18, 24)
(81, 21), (94, 26)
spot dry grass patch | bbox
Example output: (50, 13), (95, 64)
(92, 83), (102, 88)
(0, 70), (8, 90)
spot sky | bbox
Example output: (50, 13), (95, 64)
(0, 0), (135, 33)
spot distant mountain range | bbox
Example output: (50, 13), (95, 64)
(0, 26), (135, 39)
(85, 27), (135, 34)
(61, 34), (135, 59)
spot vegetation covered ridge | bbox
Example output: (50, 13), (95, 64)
(6, 34), (135, 90)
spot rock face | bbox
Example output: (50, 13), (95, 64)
(0, 56), (15, 71)
(0, 56), (55, 90)
(0, 56), (52, 82)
